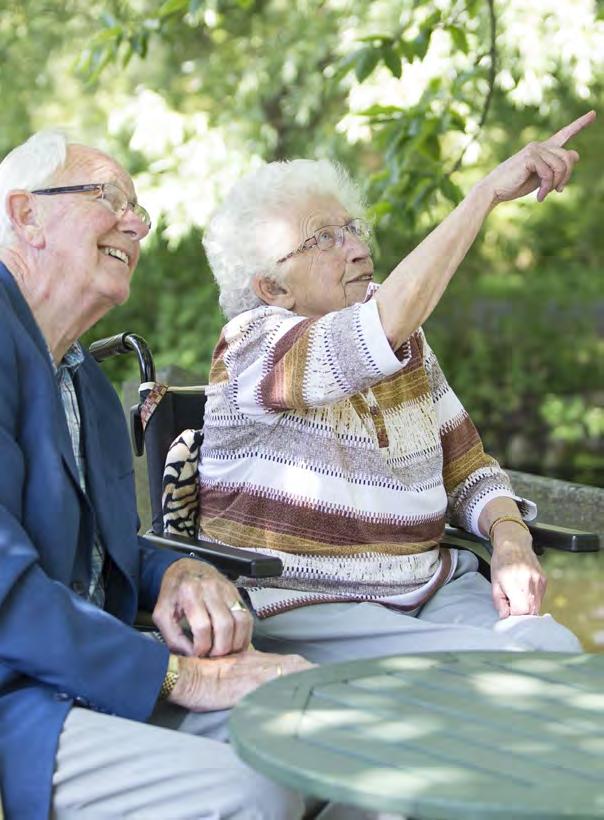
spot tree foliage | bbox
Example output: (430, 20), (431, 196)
(1, 0), (602, 484)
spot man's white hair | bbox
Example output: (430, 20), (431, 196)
(0, 130), (69, 248)
(203, 158), (366, 319)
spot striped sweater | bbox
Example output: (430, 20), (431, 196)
(198, 289), (532, 617)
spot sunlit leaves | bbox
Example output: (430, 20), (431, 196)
(447, 24), (468, 54)
(158, 0), (189, 17)
(77, 16), (156, 82)
(333, 1), (492, 229)
(541, 396), (604, 444)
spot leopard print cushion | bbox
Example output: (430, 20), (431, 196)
(162, 428), (203, 537)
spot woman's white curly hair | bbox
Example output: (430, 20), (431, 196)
(0, 130), (69, 248)
(203, 158), (366, 319)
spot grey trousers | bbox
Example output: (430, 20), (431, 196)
(252, 550), (582, 663)
(52, 706), (381, 820)
(52, 702), (305, 819)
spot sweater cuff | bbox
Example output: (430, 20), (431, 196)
(469, 491), (538, 538)
(357, 298), (410, 377)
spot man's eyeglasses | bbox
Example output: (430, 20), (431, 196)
(276, 218), (371, 264)
(31, 183), (152, 230)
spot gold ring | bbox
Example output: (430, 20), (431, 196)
(229, 600), (247, 613)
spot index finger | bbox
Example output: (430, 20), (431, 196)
(153, 605), (196, 655)
(545, 110), (596, 148)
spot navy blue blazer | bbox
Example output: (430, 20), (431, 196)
(0, 264), (183, 819)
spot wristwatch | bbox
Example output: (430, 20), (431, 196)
(159, 654), (180, 700)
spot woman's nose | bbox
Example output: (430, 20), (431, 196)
(343, 229), (370, 259)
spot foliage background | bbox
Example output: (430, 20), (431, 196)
(1, 0), (602, 486)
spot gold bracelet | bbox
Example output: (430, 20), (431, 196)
(488, 515), (530, 542)
(159, 654), (180, 700)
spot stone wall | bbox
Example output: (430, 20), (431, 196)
(508, 470), (603, 539)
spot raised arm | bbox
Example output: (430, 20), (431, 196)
(220, 303), (410, 418)
(376, 111), (596, 350)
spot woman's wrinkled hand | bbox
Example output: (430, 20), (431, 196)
(489, 523), (547, 618)
(153, 558), (253, 658)
(479, 110), (595, 206)
(168, 649), (314, 712)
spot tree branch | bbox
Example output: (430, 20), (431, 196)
(449, 0), (498, 174)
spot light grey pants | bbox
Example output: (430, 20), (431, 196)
(252, 550), (582, 663)
(52, 705), (382, 820)
(52, 701), (305, 819)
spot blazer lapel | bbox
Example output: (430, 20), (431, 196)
(0, 263), (83, 491)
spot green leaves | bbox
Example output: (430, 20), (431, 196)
(382, 45), (402, 79)
(158, 0), (189, 18)
(331, 1), (496, 233)
(353, 45), (381, 82)
(76, 0), (209, 83)
(447, 24), (469, 54)
(440, 175), (463, 204)
(345, 40), (404, 82)
(411, 28), (431, 59)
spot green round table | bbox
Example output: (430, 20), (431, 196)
(230, 652), (604, 819)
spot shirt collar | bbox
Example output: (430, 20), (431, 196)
(52, 342), (85, 375)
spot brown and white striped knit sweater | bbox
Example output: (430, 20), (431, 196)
(198, 288), (533, 617)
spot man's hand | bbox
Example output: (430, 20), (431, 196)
(479, 110), (596, 205)
(153, 558), (253, 657)
(168, 649), (313, 712)
(489, 522), (547, 618)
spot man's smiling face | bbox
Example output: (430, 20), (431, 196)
(36, 144), (149, 310)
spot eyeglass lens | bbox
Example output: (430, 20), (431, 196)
(315, 220), (369, 250)
(101, 184), (151, 227)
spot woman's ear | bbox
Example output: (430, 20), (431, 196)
(5, 190), (45, 248)
(252, 274), (295, 310)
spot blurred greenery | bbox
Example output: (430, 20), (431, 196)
(1, 0), (602, 486)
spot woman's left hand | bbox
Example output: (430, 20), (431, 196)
(489, 523), (547, 617)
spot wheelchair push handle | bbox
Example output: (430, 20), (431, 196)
(89, 332), (133, 360)
(89, 332), (156, 383)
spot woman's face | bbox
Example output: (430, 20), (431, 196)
(265, 194), (374, 317)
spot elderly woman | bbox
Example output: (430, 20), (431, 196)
(195, 113), (593, 662)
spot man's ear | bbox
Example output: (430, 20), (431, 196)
(5, 190), (45, 248)
(252, 274), (295, 310)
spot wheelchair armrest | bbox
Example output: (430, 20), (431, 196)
(441, 526), (491, 553)
(144, 531), (283, 579)
(527, 521), (600, 553)
(135, 610), (156, 631)
(444, 523), (600, 555)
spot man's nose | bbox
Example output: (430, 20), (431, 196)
(119, 207), (151, 241)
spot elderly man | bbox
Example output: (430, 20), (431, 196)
(0, 131), (309, 820)
(194, 112), (595, 663)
